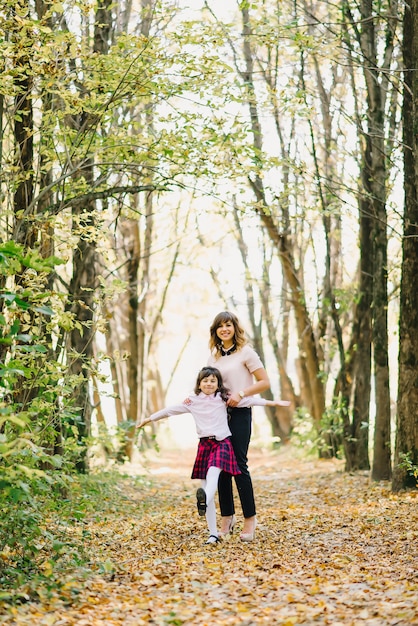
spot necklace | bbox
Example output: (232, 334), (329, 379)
(220, 343), (236, 356)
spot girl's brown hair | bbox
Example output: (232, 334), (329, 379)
(194, 366), (229, 401)
(209, 311), (247, 358)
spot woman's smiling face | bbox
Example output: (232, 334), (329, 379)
(216, 320), (235, 347)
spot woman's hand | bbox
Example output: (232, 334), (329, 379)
(226, 393), (241, 407)
(137, 417), (150, 429)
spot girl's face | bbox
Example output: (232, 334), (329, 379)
(199, 374), (219, 395)
(216, 320), (235, 345)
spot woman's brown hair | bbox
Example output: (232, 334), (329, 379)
(209, 311), (247, 358)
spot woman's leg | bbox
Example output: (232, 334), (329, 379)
(229, 407), (256, 519)
(218, 470), (234, 517)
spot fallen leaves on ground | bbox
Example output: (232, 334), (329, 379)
(1, 445), (417, 625)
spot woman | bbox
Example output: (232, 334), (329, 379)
(208, 311), (270, 541)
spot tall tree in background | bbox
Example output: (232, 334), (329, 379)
(300, 1), (353, 458)
(12, 0), (34, 249)
(66, 0), (113, 470)
(118, 0), (155, 461)
(343, 0), (400, 480)
(232, 205), (296, 442)
(359, 0), (398, 481)
(392, 0), (418, 491)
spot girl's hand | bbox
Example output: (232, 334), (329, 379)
(226, 393), (241, 407)
(275, 400), (291, 407)
(137, 418), (150, 429)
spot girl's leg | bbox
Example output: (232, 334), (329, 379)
(201, 466), (221, 538)
(205, 465), (222, 504)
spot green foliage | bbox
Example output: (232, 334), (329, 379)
(397, 453), (418, 486)
(0, 241), (94, 592)
(0, 463), (68, 589)
(0, 469), (148, 601)
(91, 420), (136, 463)
(317, 404), (345, 459)
(290, 404), (344, 459)
(289, 408), (320, 456)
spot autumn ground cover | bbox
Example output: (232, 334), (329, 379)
(1, 445), (417, 626)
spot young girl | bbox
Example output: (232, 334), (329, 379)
(138, 366), (290, 545)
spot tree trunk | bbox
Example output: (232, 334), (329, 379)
(123, 0), (156, 460)
(342, 0), (399, 473)
(254, 12), (296, 427)
(392, 0), (418, 491)
(10, 0), (37, 411)
(349, 197), (373, 470)
(12, 3), (34, 248)
(119, 215), (140, 460)
(104, 307), (126, 427)
(358, 0), (392, 480)
(67, 187), (96, 471)
(67, 0), (112, 471)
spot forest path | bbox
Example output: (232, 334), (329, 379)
(2, 446), (418, 625)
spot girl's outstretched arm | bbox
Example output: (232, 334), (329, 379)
(137, 416), (152, 428)
(264, 399), (291, 407)
(137, 402), (192, 429)
(237, 396), (291, 408)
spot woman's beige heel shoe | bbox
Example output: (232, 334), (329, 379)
(218, 515), (236, 538)
(240, 517), (257, 542)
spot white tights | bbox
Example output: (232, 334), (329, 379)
(200, 466), (221, 537)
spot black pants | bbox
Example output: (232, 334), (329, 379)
(218, 406), (256, 519)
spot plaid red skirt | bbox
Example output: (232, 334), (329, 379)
(191, 437), (241, 479)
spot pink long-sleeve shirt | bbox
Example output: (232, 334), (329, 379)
(149, 392), (269, 441)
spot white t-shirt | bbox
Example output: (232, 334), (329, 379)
(207, 345), (264, 406)
(149, 392), (269, 440)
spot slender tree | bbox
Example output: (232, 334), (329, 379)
(12, 0), (34, 249)
(342, 0), (400, 479)
(392, 0), (418, 491)
(66, 0), (114, 470)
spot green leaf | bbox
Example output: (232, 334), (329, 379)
(0, 367), (27, 377)
(11, 296), (31, 310)
(18, 345), (48, 353)
(33, 305), (54, 316)
(15, 334), (33, 343)
(0, 240), (25, 259)
(0, 293), (17, 304)
(9, 486), (29, 502)
(0, 415), (27, 428)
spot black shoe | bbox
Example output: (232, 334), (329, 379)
(196, 487), (207, 516)
(205, 534), (221, 544)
